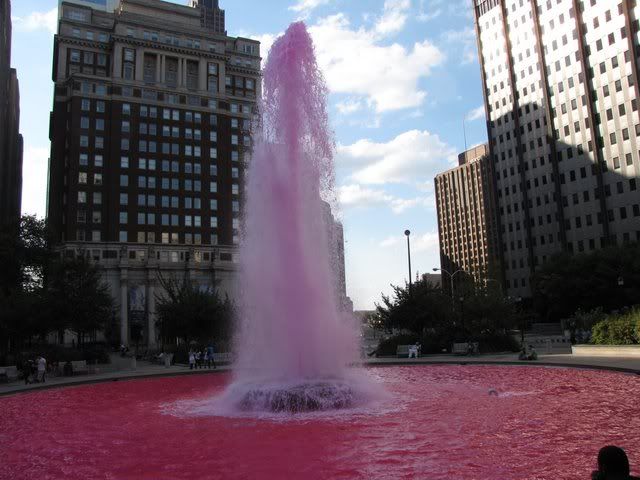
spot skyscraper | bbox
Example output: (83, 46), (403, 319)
(435, 144), (501, 294)
(0, 0), (23, 231)
(48, 0), (260, 346)
(190, 0), (227, 35)
(473, 0), (640, 297)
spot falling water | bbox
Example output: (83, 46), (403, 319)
(220, 22), (374, 413)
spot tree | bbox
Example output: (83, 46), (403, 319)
(375, 276), (452, 336)
(532, 243), (640, 320)
(155, 274), (233, 347)
(46, 256), (114, 348)
(463, 291), (517, 335)
(0, 216), (53, 354)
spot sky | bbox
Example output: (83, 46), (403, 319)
(10, 0), (488, 311)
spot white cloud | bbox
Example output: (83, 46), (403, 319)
(13, 8), (58, 34)
(337, 129), (456, 184)
(417, 0), (442, 22)
(380, 231), (439, 253)
(289, 0), (332, 16)
(441, 27), (477, 64)
(310, 14), (443, 112)
(466, 104), (485, 121)
(246, 3), (444, 112)
(336, 98), (365, 115)
(374, 0), (411, 36)
(21, 145), (49, 217)
(338, 184), (434, 214)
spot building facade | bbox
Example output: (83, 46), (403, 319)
(474, 0), (640, 297)
(0, 0), (23, 231)
(48, 0), (260, 346)
(435, 144), (501, 294)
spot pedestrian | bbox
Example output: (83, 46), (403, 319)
(23, 360), (32, 385)
(37, 355), (47, 383)
(189, 350), (195, 370)
(592, 445), (639, 480)
(207, 343), (216, 369)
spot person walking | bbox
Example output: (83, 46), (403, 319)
(37, 355), (47, 383)
(207, 343), (216, 369)
(188, 350), (195, 370)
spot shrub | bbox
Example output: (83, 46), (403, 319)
(591, 310), (640, 345)
(470, 333), (520, 353)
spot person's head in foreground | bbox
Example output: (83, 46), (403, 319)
(592, 445), (635, 480)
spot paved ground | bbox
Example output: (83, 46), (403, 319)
(1, 353), (638, 397)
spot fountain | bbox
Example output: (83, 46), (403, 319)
(3, 22), (640, 480)
(220, 22), (373, 413)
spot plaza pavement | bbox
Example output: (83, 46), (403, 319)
(1, 353), (638, 397)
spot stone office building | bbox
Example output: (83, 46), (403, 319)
(473, 0), (640, 297)
(48, 0), (260, 346)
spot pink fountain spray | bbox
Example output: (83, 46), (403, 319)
(221, 23), (375, 413)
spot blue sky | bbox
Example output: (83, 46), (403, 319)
(11, 0), (487, 310)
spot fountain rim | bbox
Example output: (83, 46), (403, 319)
(2, 360), (639, 398)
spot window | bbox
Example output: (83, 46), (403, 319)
(78, 172), (87, 184)
(122, 103), (131, 115)
(119, 231), (128, 242)
(120, 212), (128, 224)
(78, 191), (87, 203)
(81, 99), (91, 111)
(121, 156), (129, 168)
(95, 155), (103, 167)
(80, 154), (88, 166)
(94, 173), (102, 185)
(120, 193), (128, 205)
(92, 211), (101, 224)
(93, 192), (102, 205)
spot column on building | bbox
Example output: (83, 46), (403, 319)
(146, 272), (157, 347)
(119, 270), (128, 346)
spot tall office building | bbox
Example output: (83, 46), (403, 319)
(48, 0), (260, 345)
(0, 0), (23, 231)
(435, 144), (501, 294)
(474, 0), (640, 297)
(190, 0), (227, 35)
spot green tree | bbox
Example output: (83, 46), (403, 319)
(463, 291), (517, 335)
(375, 276), (453, 335)
(155, 274), (233, 347)
(0, 216), (54, 353)
(46, 257), (114, 348)
(532, 243), (640, 321)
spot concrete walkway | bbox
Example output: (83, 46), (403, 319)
(1, 353), (639, 397)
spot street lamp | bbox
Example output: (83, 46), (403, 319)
(405, 230), (412, 296)
(433, 267), (465, 310)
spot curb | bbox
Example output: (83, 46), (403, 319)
(1, 359), (639, 397)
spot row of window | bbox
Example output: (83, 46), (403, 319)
(75, 229), (237, 246)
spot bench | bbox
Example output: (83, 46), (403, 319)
(396, 345), (410, 358)
(0, 366), (19, 383)
(70, 360), (89, 375)
(452, 343), (469, 355)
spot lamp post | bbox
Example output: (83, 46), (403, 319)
(433, 267), (465, 310)
(405, 230), (412, 297)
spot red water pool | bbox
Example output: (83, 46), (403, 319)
(1, 365), (639, 480)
